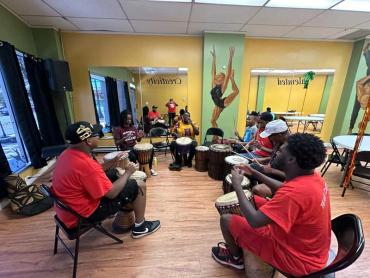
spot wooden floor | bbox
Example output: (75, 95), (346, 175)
(0, 154), (369, 278)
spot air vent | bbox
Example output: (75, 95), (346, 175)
(338, 29), (370, 41)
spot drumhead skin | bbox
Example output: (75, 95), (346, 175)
(176, 137), (192, 145)
(196, 146), (209, 151)
(210, 144), (232, 152)
(103, 151), (128, 161)
(215, 190), (252, 205)
(225, 155), (248, 165)
(130, 170), (147, 180)
(134, 143), (154, 150)
(225, 174), (250, 187)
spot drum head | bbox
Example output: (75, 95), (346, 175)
(210, 144), (232, 152)
(215, 190), (252, 205)
(225, 155), (248, 165)
(134, 143), (154, 151)
(226, 174), (250, 187)
(130, 170), (147, 181)
(176, 137), (192, 145)
(104, 151), (128, 162)
(196, 146), (209, 151)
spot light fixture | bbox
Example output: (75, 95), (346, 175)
(251, 68), (335, 76)
(266, 0), (342, 9)
(178, 67), (188, 71)
(194, 0), (268, 6)
(332, 0), (370, 12)
(148, 0), (192, 2)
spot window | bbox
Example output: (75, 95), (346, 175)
(16, 51), (40, 129)
(90, 74), (110, 131)
(0, 71), (29, 172)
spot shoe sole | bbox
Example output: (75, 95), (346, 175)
(211, 252), (245, 270)
(131, 224), (161, 239)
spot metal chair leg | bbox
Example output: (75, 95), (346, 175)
(72, 236), (80, 278)
(94, 224), (123, 244)
(53, 225), (59, 255)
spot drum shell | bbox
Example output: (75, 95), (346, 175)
(113, 209), (135, 232)
(195, 148), (209, 172)
(208, 145), (231, 180)
(176, 141), (192, 154)
(223, 175), (251, 194)
(134, 147), (153, 165)
(215, 190), (255, 216)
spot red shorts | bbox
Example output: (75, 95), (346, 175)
(228, 196), (309, 276)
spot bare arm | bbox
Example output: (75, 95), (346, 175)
(105, 163), (136, 199)
(210, 46), (216, 87)
(221, 47), (235, 94)
(232, 169), (273, 228)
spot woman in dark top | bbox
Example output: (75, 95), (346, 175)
(114, 110), (157, 176)
(210, 46), (239, 128)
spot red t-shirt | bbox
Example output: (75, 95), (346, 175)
(255, 127), (273, 157)
(114, 126), (139, 150)
(259, 172), (331, 275)
(148, 111), (161, 120)
(166, 102), (177, 113)
(51, 149), (112, 228)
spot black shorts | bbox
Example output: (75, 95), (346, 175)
(87, 179), (140, 223)
(212, 96), (226, 109)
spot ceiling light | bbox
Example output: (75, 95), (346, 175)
(195, 0), (268, 6)
(178, 67), (188, 71)
(266, 0), (342, 9)
(332, 0), (370, 12)
(148, 0), (192, 2)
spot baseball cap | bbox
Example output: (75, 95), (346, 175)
(259, 112), (273, 122)
(152, 105), (158, 109)
(65, 121), (102, 144)
(260, 120), (288, 138)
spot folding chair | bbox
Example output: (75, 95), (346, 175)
(321, 139), (347, 177)
(149, 127), (170, 156)
(40, 185), (123, 278)
(345, 151), (370, 195)
(203, 128), (224, 147)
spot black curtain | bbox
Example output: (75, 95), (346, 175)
(24, 55), (64, 146)
(105, 77), (120, 127)
(0, 146), (11, 198)
(89, 71), (100, 125)
(123, 81), (132, 113)
(0, 41), (46, 169)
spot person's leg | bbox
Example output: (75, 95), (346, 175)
(211, 106), (223, 128)
(349, 99), (361, 133)
(131, 180), (146, 223)
(187, 141), (197, 162)
(128, 149), (138, 164)
(252, 184), (273, 199)
(149, 149), (154, 169)
(224, 91), (239, 107)
(170, 141), (181, 164)
(220, 214), (242, 257)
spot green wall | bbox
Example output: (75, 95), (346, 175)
(256, 76), (266, 112)
(90, 67), (133, 82)
(32, 28), (64, 60)
(0, 5), (37, 54)
(201, 33), (245, 140)
(319, 75), (333, 114)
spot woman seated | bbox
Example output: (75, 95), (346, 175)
(114, 110), (157, 176)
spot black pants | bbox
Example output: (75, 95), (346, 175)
(87, 179), (140, 223)
(170, 140), (197, 164)
(168, 112), (176, 126)
(128, 148), (154, 169)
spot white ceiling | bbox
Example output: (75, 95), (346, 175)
(2, 0), (370, 40)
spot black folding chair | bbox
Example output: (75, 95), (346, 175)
(40, 185), (123, 278)
(274, 213), (365, 278)
(149, 127), (170, 156)
(203, 127), (224, 147)
(321, 139), (347, 177)
(345, 151), (370, 194)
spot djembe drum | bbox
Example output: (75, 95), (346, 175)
(223, 174), (251, 194)
(215, 190), (255, 216)
(208, 144), (232, 180)
(224, 155), (249, 179)
(175, 137), (192, 154)
(103, 151), (129, 169)
(113, 207), (135, 233)
(195, 146), (209, 172)
(133, 143), (153, 177)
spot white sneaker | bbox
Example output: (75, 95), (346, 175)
(151, 169), (158, 176)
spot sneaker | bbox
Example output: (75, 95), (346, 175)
(132, 220), (161, 239)
(150, 169), (158, 176)
(211, 242), (244, 270)
(186, 160), (192, 168)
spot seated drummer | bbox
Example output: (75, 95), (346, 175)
(233, 111), (258, 152)
(170, 113), (199, 168)
(241, 112), (273, 159)
(212, 133), (330, 276)
(114, 110), (158, 176)
(52, 121), (160, 237)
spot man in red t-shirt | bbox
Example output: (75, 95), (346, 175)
(52, 121), (160, 238)
(165, 98), (178, 126)
(212, 133), (331, 277)
(148, 105), (162, 122)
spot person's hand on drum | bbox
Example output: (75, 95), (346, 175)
(261, 164), (273, 175)
(234, 130), (240, 137)
(235, 163), (254, 176)
(231, 168), (244, 191)
(138, 130), (145, 138)
(124, 162), (136, 177)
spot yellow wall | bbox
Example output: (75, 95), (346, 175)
(61, 32), (202, 134)
(238, 39), (352, 140)
(262, 75), (327, 115)
(247, 76), (258, 112)
(134, 73), (188, 120)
